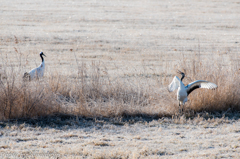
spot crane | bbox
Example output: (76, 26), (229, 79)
(23, 52), (46, 81)
(168, 70), (217, 113)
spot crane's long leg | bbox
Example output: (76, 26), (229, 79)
(179, 102), (181, 114)
(182, 103), (184, 113)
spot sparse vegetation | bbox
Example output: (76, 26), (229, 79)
(1, 0), (240, 158)
(1, 46), (240, 120)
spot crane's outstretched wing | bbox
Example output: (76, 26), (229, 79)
(168, 76), (181, 92)
(186, 80), (218, 95)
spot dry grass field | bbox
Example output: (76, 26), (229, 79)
(0, 0), (240, 158)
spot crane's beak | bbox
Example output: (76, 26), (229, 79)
(42, 53), (46, 57)
(177, 70), (183, 74)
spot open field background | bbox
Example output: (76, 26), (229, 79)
(0, 0), (240, 158)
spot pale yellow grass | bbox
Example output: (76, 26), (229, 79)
(0, 0), (240, 158)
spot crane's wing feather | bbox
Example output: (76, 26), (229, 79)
(168, 76), (181, 92)
(28, 67), (37, 77)
(186, 80), (218, 95)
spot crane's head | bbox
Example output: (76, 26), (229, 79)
(177, 70), (186, 81)
(40, 52), (46, 57)
(177, 70), (185, 76)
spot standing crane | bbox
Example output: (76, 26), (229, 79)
(23, 52), (46, 81)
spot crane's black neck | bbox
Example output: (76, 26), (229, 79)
(40, 54), (44, 62)
(180, 74), (185, 81)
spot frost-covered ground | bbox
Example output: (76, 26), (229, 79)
(0, 0), (240, 158)
(0, 116), (240, 158)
